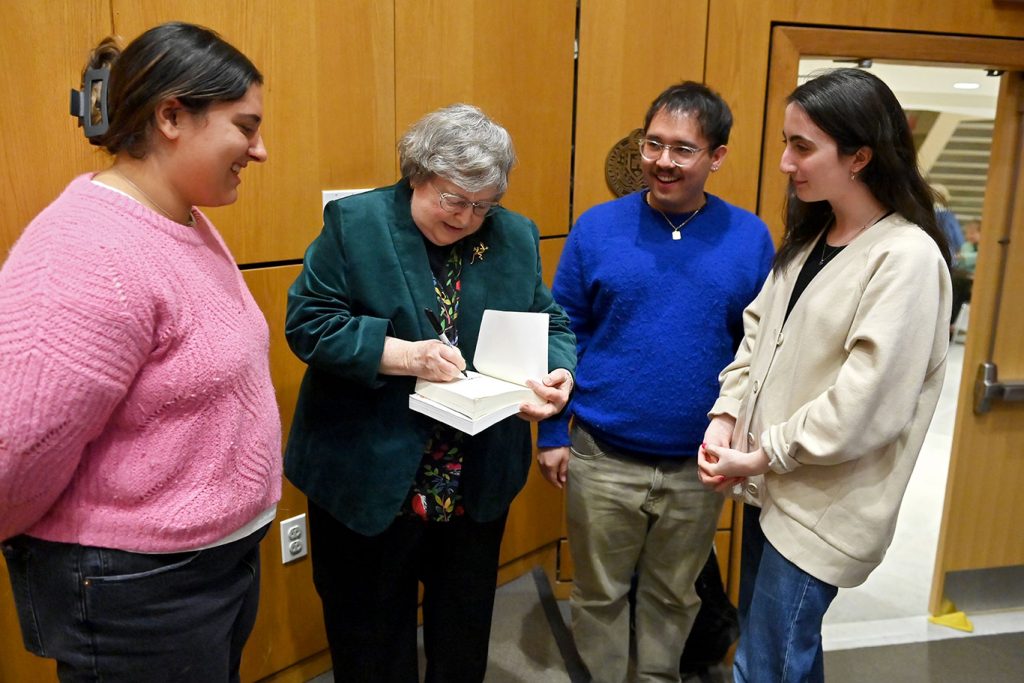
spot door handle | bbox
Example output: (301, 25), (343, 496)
(974, 362), (1024, 413)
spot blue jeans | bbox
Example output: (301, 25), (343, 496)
(734, 510), (838, 683)
(2, 525), (267, 682)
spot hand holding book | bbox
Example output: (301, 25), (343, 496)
(409, 310), (572, 434)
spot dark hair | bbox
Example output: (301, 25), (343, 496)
(643, 81), (733, 149)
(774, 68), (949, 272)
(81, 22), (262, 158)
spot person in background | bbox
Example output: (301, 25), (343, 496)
(951, 218), (981, 332)
(0, 22), (279, 682)
(284, 103), (576, 683)
(932, 182), (964, 266)
(536, 82), (774, 683)
(958, 218), (981, 273)
(699, 68), (951, 683)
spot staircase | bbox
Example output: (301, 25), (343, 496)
(927, 119), (994, 222)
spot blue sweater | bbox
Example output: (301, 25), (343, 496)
(537, 191), (774, 457)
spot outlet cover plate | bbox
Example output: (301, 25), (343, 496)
(279, 513), (308, 564)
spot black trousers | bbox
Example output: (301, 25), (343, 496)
(308, 501), (508, 683)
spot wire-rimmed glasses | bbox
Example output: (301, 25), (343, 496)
(637, 138), (707, 167)
(432, 183), (500, 217)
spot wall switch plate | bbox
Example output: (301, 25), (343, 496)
(279, 513), (308, 564)
(322, 189), (371, 211)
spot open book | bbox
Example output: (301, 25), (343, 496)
(408, 310), (549, 435)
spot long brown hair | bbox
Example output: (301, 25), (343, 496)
(773, 68), (949, 273)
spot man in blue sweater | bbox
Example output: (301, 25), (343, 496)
(537, 82), (773, 682)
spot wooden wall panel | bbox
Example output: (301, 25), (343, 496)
(317, 1), (397, 190)
(573, 0), (709, 221)
(110, 0), (319, 265)
(110, 0), (395, 265)
(0, 1), (109, 257)
(0, 4), (110, 681)
(239, 265), (327, 682)
(394, 0), (576, 236)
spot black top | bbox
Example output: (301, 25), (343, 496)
(785, 230), (841, 323)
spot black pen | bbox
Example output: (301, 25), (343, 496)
(423, 307), (469, 377)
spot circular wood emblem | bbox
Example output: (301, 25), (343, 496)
(605, 128), (646, 197)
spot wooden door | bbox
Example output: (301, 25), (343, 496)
(930, 70), (1024, 613)
(759, 26), (1024, 615)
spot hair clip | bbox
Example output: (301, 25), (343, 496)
(69, 67), (110, 137)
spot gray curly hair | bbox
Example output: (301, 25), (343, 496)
(398, 103), (516, 195)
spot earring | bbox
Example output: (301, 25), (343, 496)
(850, 171), (858, 181)
(711, 165), (720, 172)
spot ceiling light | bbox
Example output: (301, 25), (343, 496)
(953, 82), (981, 90)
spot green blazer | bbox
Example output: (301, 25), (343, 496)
(284, 180), (576, 536)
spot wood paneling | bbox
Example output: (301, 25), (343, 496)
(0, 0), (109, 256)
(394, 0), (576, 236)
(317, 1), (397, 191)
(0, 4), (110, 681)
(540, 236), (565, 289)
(573, 0), (709, 221)
(240, 265), (327, 682)
(499, 425), (565, 566)
(111, 0), (396, 265)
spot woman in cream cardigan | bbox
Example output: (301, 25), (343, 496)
(698, 68), (951, 683)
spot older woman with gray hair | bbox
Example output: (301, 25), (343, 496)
(283, 103), (576, 682)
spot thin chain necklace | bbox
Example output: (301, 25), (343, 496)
(111, 168), (195, 227)
(818, 211), (886, 265)
(647, 193), (705, 241)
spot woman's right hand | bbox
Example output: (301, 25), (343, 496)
(379, 337), (466, 381)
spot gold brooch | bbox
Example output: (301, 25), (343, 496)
(471, 242), (489, 264)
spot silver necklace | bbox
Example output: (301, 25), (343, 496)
(818, 211), (885, 265)
(648, 194), (705, 240)
(112, 169), (196, 227)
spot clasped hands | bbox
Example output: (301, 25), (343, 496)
(697, 414), (770, 493)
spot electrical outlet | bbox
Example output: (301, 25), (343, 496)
(279, 513), (308, 564)
(322, 189), (371, 211)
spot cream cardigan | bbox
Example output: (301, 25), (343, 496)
(711, 214), (951, 587)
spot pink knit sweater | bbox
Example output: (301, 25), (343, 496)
(0, 175), (282, 551)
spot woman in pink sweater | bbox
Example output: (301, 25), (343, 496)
(0, 23), (280, 682)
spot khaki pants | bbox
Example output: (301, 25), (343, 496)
(567, 423), (722, 683)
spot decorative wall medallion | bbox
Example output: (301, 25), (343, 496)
(605, 128), (646, 197)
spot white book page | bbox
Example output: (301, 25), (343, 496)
(473, 310), (548, 386)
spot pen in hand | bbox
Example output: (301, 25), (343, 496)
(423, 307), (469, 378)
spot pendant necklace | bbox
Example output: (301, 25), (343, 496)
(111, 168), (196, 227)
(647, 193), (705, 240)
(818, 211), (887, 266)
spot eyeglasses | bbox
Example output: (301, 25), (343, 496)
(432, 183), (500, 217)
(637, 138), (707, 167)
